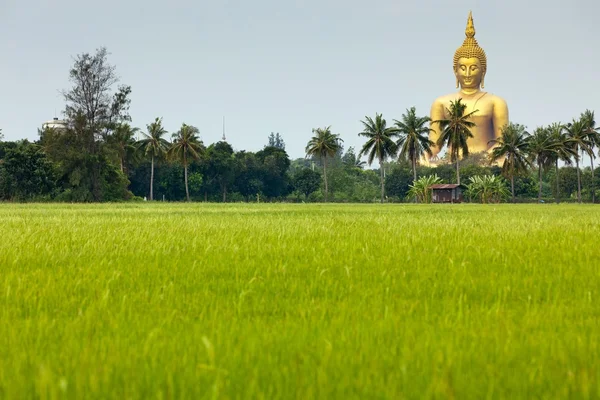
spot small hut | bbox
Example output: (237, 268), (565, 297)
(431, 184), (463, 203)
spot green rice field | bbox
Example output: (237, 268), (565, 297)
(0, 203), (599, 399)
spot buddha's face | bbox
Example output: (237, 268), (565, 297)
(455, 57), (483, 89)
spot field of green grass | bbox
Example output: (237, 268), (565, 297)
(0, 203), (599, 399)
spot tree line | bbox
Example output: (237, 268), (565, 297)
(0, 48), (598, 204)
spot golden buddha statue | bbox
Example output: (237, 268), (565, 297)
(426, 11), (509, 165)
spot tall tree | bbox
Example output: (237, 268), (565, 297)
(256, 146), (291, 199)
(547, 123), (576, 204)
(40, 113), (131, 202)
(565, 118), (591, 203)
(169, 124), (203, 202)
(393, 107), (434, 183)
(342, 147), (366, 170)
(138, 117), (169, 201)
(206, 141), (235, 202)
(110, 123), (139, 174)
(305, 126), (343, 202)
(62, 47), (131, 138)
(527, 127), (555, 202)
(56, 47), (132, 201)
(489, 123), (531, 202)
(267, 132), (286, 150)
(233, 151), (263, 201)
(358, 113), (398, 203)
(581, 110), (599, 203)
(432, 99), (477, 185)
(293, 168), (322, 200)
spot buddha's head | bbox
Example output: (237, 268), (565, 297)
(453, 12), (487, 89)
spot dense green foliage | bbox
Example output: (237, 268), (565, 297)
(4, 134), (600, 203)
(0, 141), (58, 201)
(0, 47), (599, 203)
(0, 203), (598, 399)
(464, 174), (510, 203)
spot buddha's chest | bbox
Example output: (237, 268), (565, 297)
(443, 95), (494, 120)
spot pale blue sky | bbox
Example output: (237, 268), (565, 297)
(0, 0), (598, 161)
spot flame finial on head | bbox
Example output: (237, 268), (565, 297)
(453, 11), (487, 86)
(465, 11), (475, 38)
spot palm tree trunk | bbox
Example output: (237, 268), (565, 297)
(555, 159), (560, 204)
(380, 156), (385, 203)
(538, 163), (542, 203)
(511, 160), (515, 203)
(456, 158), (460, 185)
(591, 154), (595, 203)
(412, 156), (417, 203)
(323, 157), (328, 202)
(412, 156), (417, 183)
(223, 184), (227, 202)
(576, 146), (581, 203)
(150, 155), (155, 201)
(511, 176), (515, 203)
(184, 153), (190, 202)
(120, 157), (124, 173)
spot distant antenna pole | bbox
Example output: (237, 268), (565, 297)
(222, 116), (227, 142)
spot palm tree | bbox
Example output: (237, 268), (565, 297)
(547, 123), (576, 204)
(432, 99), (477, 185)
(353, 158), (366, 169)
(489, 123), (531, 202)
(169, 123), (204, 202)
(581, 110), (599, 203)
(138, 117), (169, 201)
(565, 118), (592, 203)
(358, 113), (399, 203)
(527, 127), (555, 202)
(305, 126), (343, 202)
(394, 107), (434, 183)
(111, 123), (140, 174)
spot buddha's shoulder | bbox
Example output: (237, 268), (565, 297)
(431, 93), (459, 105)
(486, 93), (508, 107)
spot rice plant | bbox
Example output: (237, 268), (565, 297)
(0, 203), (598, 399)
